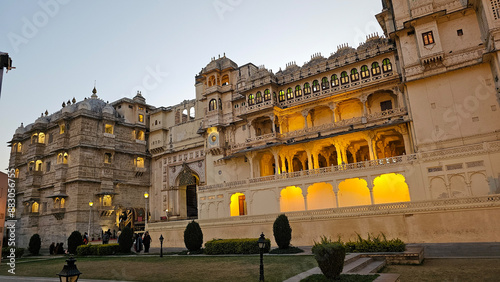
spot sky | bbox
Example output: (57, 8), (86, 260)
(0, 0), (384, 172)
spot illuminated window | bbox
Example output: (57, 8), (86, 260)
(105, 124), (113, 134)
(138, 114), (144, 123)
(321, 77), (329, 90)
(32, 202), (39, 213)
(35, 160), (43, 171)
(135, 157), (145, 168)
(340, 71), (349, 84)
(17, 142), (22, 152)
(338, 178), (371, 207)
(286, 88), (294, 100)
(221, 74), (229, 86)
(209, 99), (217, 111)
(136, 130), (145, 140)
(382, 59), (392, 72)
(360, 65), (370, 79)
(248, 94), (255, 105)
(312, 80), (320, 93)
(422, 31), (434, 45)
(208, 75), (216, 87)
(63, 152), (68, 164)
(31, 134), (38, 144)
(28, 161), (34, 171)
(102, 195), (112, 206)
(280, 186), (305, 212)
(57, 152), (69, 164)
(38, 133), (46, 144)
(371, 62), (381, 75)
(230, 193), (247, 216)
(104, 153), (112, 164)
(138, 106), (144, 111)
(304, 82), (311, 95)
(15, 168), (19, 178)
(264, 89), (271, 101)
(60, 198), (65, 208)
(255, 92), (262, 104)
(372, 173), (410, 204)
(350, 68), (359, 81)
(60, 124), (65, 134)
(278, 90), (285, 102)
(295, 85), (302, 97)
(331, 74), (339, 87)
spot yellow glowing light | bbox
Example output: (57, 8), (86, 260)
(307, 182), (335, 210)
(372, 173), (410, 204)
(89, 201), (93, 207)
(230, 193), (246, 216)
(280, 186), (305, 212)
(144, 192), (149, 199)
(338, 178), (371, 207)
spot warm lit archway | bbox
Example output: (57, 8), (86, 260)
(337, 178), (371, 207)
(307, 182), (335, 210)
(280, 186), (305, 212)
(230, 193), (247, 216)
(372, 173), (410, 204)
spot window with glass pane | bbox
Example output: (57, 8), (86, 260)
(321, 77), (329, 90)
(340, 71), (349, 84)
(304, 83), (311, 94)
(382, 59), (392, 72)
(209, 99), (217, 111)
(295, 85), (302, 97)
(248, 94), (255, 105)
(331, 74), (339, 87)
(255, 92), (262, 103)
(286, 88), (294, 99)
(371, 62), (381, 75)
(350, 69), (359, 81)
(279, 90), (285, 102)
(312, 80), (320, 92)
(422, 31), (434, 45)
(360, 65), (370, 79)
(264, 89), (271, 101)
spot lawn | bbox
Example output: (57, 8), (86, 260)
(381, 258), (500, 282)
(0, 255), (317, 282)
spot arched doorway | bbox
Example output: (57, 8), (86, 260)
(177, 163), (200, 219)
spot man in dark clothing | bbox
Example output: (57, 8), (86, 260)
(103, 229), (111, 244)
(143, 231), (152, 253)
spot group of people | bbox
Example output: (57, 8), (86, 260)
(49, 242), (66, 255)
(134, 231), (152, 253)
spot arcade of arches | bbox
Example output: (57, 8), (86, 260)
(230, 173), (410, 216)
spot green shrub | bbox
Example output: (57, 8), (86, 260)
(273, 214), (292, 249)
(204, 238), (271, 255)
(344, 233), (405, 253)
(184, 220), (203, 252)
(119, 227), (134, 253)
(77, 243), (120, 256)
(67, 231), (84, 255)
(28, 234), (41, 255)
(312, 236), (346, 280)
(2, 247), (24, 258)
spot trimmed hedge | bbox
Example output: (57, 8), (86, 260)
(184, 220), (203, 252)
(273, 214), (292, 249)
(204, 238), (271, 255)
(312, 236), (346, 280)
(344, 233), (405, 253)
(2, 247), (24, 258)
(28, 234), (41, 255)
(76, 243), (120, 256)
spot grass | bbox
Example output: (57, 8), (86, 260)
(270, 246), (304, 254)
(381, 258), (500, 281)
(0, 255), (316, 282)
(301, 274), (379, 282)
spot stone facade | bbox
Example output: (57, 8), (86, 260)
(9, 0), (500, 248)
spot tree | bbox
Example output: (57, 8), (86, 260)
(184, 220), (203, 252)
(67, 231), (84, 254)
(312, 236), (346, 280)
(28, 234), (41, 255)
(273, 214), (292, 249)
(118, 226), (134, 253)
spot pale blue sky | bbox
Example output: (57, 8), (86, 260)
(0, 0), (383, 171)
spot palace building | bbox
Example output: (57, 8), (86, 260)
(9, 0), (500, 247)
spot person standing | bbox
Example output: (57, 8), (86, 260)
(49, 242), (55, 255)
(143, 231), (152, 253)
(102, 229), (111, 244)
(135, 233), (143, 253)
(83, 232), (89, 245)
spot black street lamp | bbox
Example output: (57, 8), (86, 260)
(258, 232), (266, 282)
(159, 234), (164, 257)
(57, 257), (82, 282)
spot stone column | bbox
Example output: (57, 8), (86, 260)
(329, 102), (337, 123)
(367, 179), (374, 205)
(333, 182), (339, 208)
(395, 124), (411, 154)
(301, 109), (309, 129)
(281, 155), (287, 174)
(306, 150), (313, 170)
(360, 96), (368, 117)
(286, 155), (294, 173)
(394, 86), (405, 108)
(270, 115), (276, 134)
(246, 152), (255, 178)
(313, 152), (320, 169)
(302, 186), (308, 211)
(271, 149), (280, 175)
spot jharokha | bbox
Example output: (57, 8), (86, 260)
(8, 0), (500, 248)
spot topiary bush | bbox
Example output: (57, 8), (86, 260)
(312, 236), (346, 281)
(67, 231), (84, 255)
(28, 234), (41, 256)
(118, 227), (134, 253)
(184, 220), (203, 252)
(273, 214), (292, 249)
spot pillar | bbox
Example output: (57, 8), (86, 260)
(313, 152), (320, 169)
(367, 179), (374, 205)
(272, 151), (280, 175)
(333, 182), (339, 208)
(301, 109), (309, 129)
(281, 155), (287, 174)
(302, 187), (308, 211)
(306, 150), (313, 170)
(246, 152), (255, 178)
(270, 115), (276, 134)
(329, 102), (337, 123)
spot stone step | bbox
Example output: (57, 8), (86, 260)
(342, 257), (373, 273)
(357, 259), (387, 274)
(344, 253), (362, 265)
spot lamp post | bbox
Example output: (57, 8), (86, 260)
(159, 234), (164, 257)
(88, 201), (93, 242)
(144, 192), (149, 228)
(258, 232), (266, 282)
(57, 257), (82, 282)
(165, 209), (169, 221)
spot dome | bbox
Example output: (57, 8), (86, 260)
(62, 104), (76, 114)
(202, 55), (238, 74)
(102, 103), (114, 115)
(78, 100), (91, 111)
(15, 124), (25, 135)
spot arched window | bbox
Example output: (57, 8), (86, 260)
(63, 152), (68, 164)
(321, 77), (329, 90)
(32, 202), (39, 213)
(248, 94), (255, 105)
(15, 168), (19, 178)
(286, 88), (294, 100)
(350, 68), (359, 81)
(17, 143), (22, 152)
(331, 74), (339, 87)
(382, 58), (392, 72)
(371, 62), (381, 75)
(136, 130), (145, 140)
(340, 71), (349, 84)
(312, 80), (320, 92)
(38, 133), (45, 144)
(189, 107), (195, 119)
(57, 153), (63, 164)
(135, 157), (144, 168)
(278, 90), (285, 102)
(295, 85), (302, 97)
(255, 92), (262, 104)
(105, 124), (113, 134)
(31, 134), (38, 144)
(221, 74), (229, 86)
(208, 75), (216, 87)
(360, 65), (370, 79)
(104, 153), (112, 164)
(264, 89), (271, 101)
(60, 198), (65, 208)
(35, 160), (43, 171)
(304, 83), (311, 95)
(59, 124), (65, 134)
(209, 99), (217, 111)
